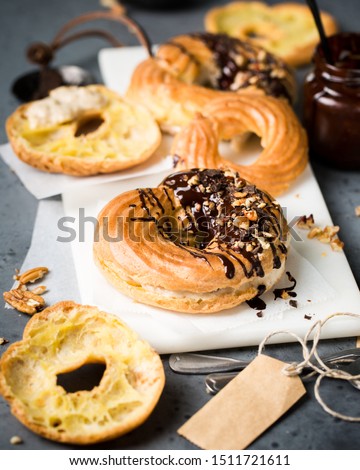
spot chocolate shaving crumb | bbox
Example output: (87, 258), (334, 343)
(289, 300), (298, 308)
(304, 314), (313, 320)
(256, 311), (263, 318)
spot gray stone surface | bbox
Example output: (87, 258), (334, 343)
(0, 0), (359, 450)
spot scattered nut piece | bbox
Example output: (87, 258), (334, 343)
(10, 435), (23, 445)
(355, 206), (360, 217)
(317, 225), (340, 243)
(280, 291), (291, 300)
(330, 239), (344, 252)
(296, 214), (315, 230)
(31, 285), (47, 295)
(3, 288), (45, 315)
(18, 266), (49, 284)
(0, 337), (9, 345)
(307, 224), (343, 251)
(308, 227), (325, 239)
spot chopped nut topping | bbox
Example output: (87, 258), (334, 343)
(246, 244), (253, 252)
(257, 237), (270, 250)
(245, 197), (256, 208)
(243, 209), (258, 221)
(188, 175), (199, 186)
(231, 199), (242, 207)
(234, 216), (250, 230)
(0, 337), (9, 345)
(296, 214), (315, 230)
(10, 436), (23, 445)
(234, 54), (245, 67)
(257, 50), (267, 62)
(194, 203), (202, 212)
(3, 287), (45, 315)
(234, 191), (247, 198)
(271, 68), (286, 79)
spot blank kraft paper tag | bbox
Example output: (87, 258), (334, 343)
(178, 354), (306, 450)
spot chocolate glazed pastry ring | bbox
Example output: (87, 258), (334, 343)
(94, 169), (290, 314)
(126, 32), (296, 133)
(172, 95), (308, 196)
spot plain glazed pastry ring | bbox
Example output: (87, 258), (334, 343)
(94, 168), (290, 314)
(172, 94), (308, 196)
(6, 85), (161, 176)
(205, 1), (338, 67)
(0, 301), (165, 445)
(126, 32), (296, 133)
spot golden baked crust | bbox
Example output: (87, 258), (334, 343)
(126, 32), (295, 132)
(205, 2), (338, 67)
(94, 168), (290, 313)
(6, 85), (161, 176)
(172, 96), (308, 196)
(0, 301), (165, 444)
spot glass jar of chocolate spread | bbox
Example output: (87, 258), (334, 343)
(304, 33), (360, 170)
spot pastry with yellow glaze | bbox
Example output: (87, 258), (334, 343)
(0, 301), (165, 444)
(6, 85), (161, 176)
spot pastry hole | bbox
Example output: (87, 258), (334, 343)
(220, 133), (262, 166)
(75, 115), (104, 137)
(244, 30), (263, 40)
(56, 362), (106, 393)
(50, 417), (62, 428)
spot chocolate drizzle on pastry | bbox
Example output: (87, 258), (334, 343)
(130, 169), (288, 280)
(273, 271), (297, 300)
(189, 32), (292, 101)
(246, 284), (267, 310)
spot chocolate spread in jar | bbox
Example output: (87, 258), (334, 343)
(304, 33), (360, 170)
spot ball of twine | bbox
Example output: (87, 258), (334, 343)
(258, 312), (360, 422)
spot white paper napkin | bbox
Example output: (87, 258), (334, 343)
(88, 244), (335, 335)
(0, 140), (173, 199)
